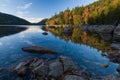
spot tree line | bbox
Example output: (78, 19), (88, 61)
(46, 0), (120, 25)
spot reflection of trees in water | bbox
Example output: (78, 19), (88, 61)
(0, 26), (27, 38)
(47, 27), (114, 53)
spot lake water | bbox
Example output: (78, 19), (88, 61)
(0, 25), (118, 79)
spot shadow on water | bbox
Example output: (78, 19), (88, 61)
(0, 26), (27, 38)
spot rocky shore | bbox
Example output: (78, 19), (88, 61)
(13, 56), (120, 80)
(46, 24), (120, 80)
(13, 56), (90, 80)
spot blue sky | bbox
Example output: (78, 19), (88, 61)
(0, 0), (97, 23)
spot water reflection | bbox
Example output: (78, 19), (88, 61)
(0, 26), (27, 38)
(0, 26), (118, 80)
(46, 27), (114, 53)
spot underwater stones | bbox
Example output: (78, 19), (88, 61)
(13, 56), (82, 80)
(22, 46), (57, 54)
(101, 64), (109, 68)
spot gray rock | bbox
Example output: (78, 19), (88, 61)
(111, 43), (120, 50)
(22, 46), (57, 54)
(13, 57), (39, 76)
(32, 63), (49, 76)
(95, 25), (114, 34)
(64, 75), (85, 80)
(59, 56), (79, 72)
(113, 24), (120, 41)
(117, 64), (120, 73)
(83, 25), (115, 34)
(49, 60), (63, 77)
(29, 59), (43, 70)
(107, 52), (120, 63)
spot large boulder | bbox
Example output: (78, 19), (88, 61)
(49, 60), (63, 77)
(94, 25), (114, 34)
(22, 46), (57, 54)
(113, 24), (120, 41)
(48, 56), (79, 77)
(82, 25), (115, 34)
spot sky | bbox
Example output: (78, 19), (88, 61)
(0, 0), (98, 23)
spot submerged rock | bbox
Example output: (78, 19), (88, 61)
(42, 32), (48, 35)
(101, 64), (109, 68)
(13, 56), (82, 80)
(22, 46), (57, 54)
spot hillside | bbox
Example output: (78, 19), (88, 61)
(0, 12), (30, 25)
(38, 19), (48, 25)
(46, 0), (120, 25)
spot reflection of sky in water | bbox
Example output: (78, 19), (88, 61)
(0, 26), (118, 77)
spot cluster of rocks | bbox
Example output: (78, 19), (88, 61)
(101, 43), (120, 74)
(81, 25), (120, 41)
(13, 56), (91, 80)
(48, 24), (120, 41)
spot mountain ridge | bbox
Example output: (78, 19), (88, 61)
(0, 12), (30, 25)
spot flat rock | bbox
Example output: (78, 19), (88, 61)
(22, 46), (57, 54)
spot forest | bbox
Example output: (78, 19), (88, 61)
(46, 0), (120, 25)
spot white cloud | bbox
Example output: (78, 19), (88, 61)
(25, 18), (44, 23)
(16, 2), (32, 18)
(18, 2), (32, 10)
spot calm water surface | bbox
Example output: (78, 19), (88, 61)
(0, 25), (118, 79)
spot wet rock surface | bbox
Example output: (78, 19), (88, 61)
(22, 46), (57, 54)
(12, 56), (120, 80)
(111, 43), (120, 50)
(13, 56), (91, 80)
(113, 24), (120, 41)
